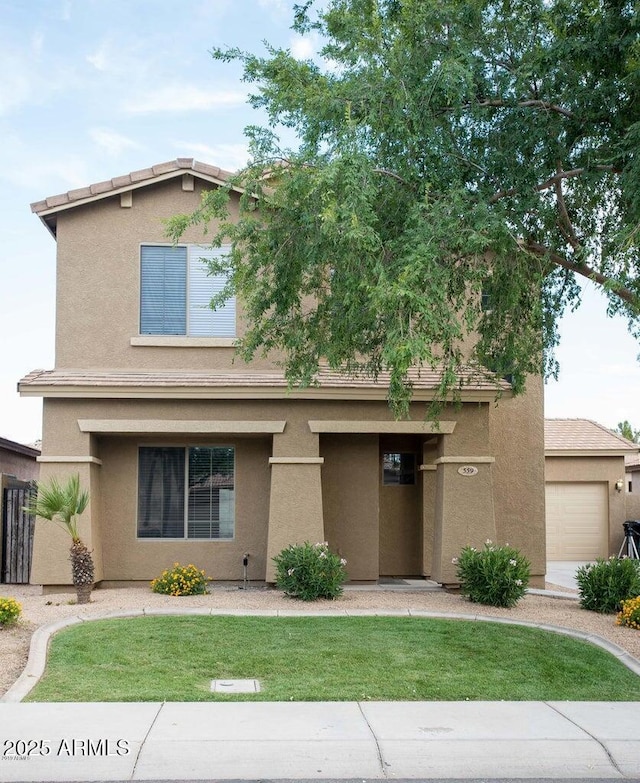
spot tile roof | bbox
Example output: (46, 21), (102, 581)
(30, 159), (234, 216)
(544, 419), (639, 453)
(19, 365), (510, 396)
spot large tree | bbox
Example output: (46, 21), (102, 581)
(168, 0), (639, 416)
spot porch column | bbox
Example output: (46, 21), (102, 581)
(265, 431), (325, 582)
(430, 404), (497, 586)
(31, 436), (103, 588)
(420, 463), (437, 577)
(430, 457), (497, 585)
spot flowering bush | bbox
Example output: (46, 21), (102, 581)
(454, 541), (530, 608)
(0, 597), (21, 626)
(151, 563), (211, 596)
(273, 541), (347, 601)
(576, 557), (640, 613)
(617, 595), (640, 630)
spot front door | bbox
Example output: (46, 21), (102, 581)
(378, 436), (422, 576)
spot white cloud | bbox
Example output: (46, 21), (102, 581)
(290, 34), (316, 60)
(0, 62), (31, 115)
(31, 31), (45, 56)
(173, 141), (249, 171)
(86, 41), (110, 72)
(123, 84), (247, 114)
(59, 0), (72, 21)
(0, 152), (91, 194)
(90, 128), (141, 157)
(258, 0), (288, 15)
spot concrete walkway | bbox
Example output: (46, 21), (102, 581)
(0, 700), (639, 780)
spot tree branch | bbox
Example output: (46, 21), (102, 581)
(489, 165), (618, 204)
(372, 168), (411, 186)
(554, 163), (581, 251)
(476, 98), (575, 119)
(524, 242), (640, 311)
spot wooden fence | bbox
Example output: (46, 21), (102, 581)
(1, 480), (36, 583)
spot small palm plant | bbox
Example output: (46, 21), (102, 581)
(25, 474), (94, 604)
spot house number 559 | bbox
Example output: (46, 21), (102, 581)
(457, 465), (479, 476)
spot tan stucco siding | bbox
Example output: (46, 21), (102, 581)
(489, 377), (545, 585)
(321, 434), (379, 581)
(53, 179), (279, 372)
(545, 453), (627, 556)
(34, 392), (544, 587)
(98, 436), (271, 582)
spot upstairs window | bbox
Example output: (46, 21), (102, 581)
(140, 244), (235, 337)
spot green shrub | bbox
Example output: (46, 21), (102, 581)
(617, 595), (640, 630)
(151, 563), (211, 596)
(576, 557), (640, 613)
(273, 541), (347, 601)
(455, 541), (530, 608)
(0, 597), (22, 626)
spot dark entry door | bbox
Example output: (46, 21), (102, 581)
(379, 436), (422, 576)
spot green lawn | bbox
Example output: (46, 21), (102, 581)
(26, 615), (640, 702)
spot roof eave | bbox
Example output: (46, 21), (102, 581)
(18, 383), (509, 403)
(545, 448), (638, 457)
(31, 168), (245, 239)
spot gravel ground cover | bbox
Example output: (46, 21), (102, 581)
(1, 582), (639, 699)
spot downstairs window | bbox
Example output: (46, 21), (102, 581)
(137, 446), (235, 539)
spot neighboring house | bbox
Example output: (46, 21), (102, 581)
(624, 455), (640, 494)
(544, 419), (639, 561)
(0, 437), (40, 584)
(0, 436), (40, 482)
(19, 158), (546, 592)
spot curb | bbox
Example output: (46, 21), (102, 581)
(2, 605), (639, 703)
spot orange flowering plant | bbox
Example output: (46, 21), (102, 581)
(150, 563), (211, 596)
(617, 596), (640, 630)
(0, 597), (22, 625)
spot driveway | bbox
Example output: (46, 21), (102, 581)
(546, 561), (590, 590)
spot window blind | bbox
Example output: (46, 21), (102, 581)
(140, 246), (187, 334)
(188, 246), (236, 337)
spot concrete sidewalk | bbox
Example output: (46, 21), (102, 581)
(0, 700), (638, 780)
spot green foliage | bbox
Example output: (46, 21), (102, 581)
(617, 595), (640, 630)
(576, 557), (640, 613)
(615, 420), (640, 443)
(151, 563), (211, 596)
(455, 541), (531, 608)
(24, 473), (89, 541)
(167, 0), (640, 416)
(0, 597), (21, 626)
(273, 541), (347, 600)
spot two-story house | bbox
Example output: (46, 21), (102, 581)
(20, 158), (546, 592)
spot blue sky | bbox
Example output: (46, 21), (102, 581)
(0, 0), (638, 445)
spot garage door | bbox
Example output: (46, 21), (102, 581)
(546, 482), (608, 561)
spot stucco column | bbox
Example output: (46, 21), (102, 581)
(265, 431), (325, 582)
(30, 453), (103, 589)
(431, 457), (497, 585)
(30, 422), (103, 590)
(420, 462), (437, 577)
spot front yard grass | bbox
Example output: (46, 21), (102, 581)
(26, 615), (640, 702)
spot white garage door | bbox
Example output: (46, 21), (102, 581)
(546, 482), (608, 561)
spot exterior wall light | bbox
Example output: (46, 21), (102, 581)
(615, 479), (624, 493)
